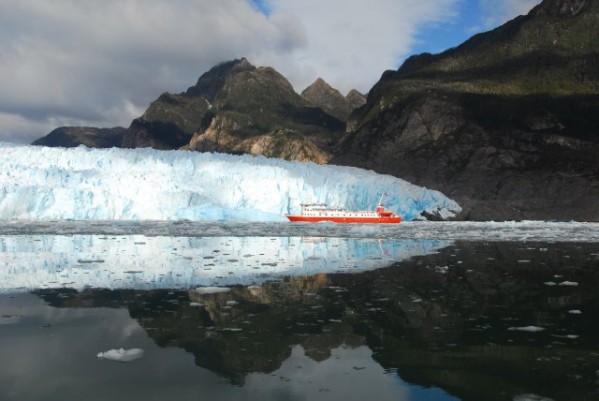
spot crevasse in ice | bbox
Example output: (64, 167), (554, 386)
(0, 143), (460, 221)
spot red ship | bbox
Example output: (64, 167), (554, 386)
(286, 197), (401, 224)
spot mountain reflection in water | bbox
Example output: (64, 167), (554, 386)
(1, 239), (599, 401)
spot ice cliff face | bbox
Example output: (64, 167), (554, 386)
(0, 143), (460, 221)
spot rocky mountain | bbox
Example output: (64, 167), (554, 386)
(346, 89), (367, 109)
(123, 58), (345, 163)
(301, 78), (365, 120)
(29, 1), (598, 221)
(33, 61), (354, 163)
(332, 0), (599, 221)
(32, 126), (126, 148)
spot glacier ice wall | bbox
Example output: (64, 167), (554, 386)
(0, 143), (460, 221)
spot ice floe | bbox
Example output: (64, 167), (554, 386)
(195, 287), (232, 295)
(97, 348), (145, 362)
(513, 394), (554, 401)
(508, 326), (545, 332)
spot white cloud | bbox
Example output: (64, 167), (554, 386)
(258, 0), (457, 94)
(0, 0), (459, 143)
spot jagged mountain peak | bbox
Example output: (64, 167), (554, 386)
(301, 78), (355, 120)
(302, 77), (337, 94)
(186, 57), (256, 99)
(122, 58), (345, 160)
(312, 77), (329, 86)
(346, 89), (366, 109)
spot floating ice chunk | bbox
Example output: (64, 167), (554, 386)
(434, 265), (449, 274)
(552, 334), (579, 339)
(568, 309), (582, 314)
(508, 326), (545, 332)
(558, 281), (578, 286)
(97, 348), (144, 362)
(513, 394), (554, 401)
(536, 356), (562, 362)
(219, 327), (242, 332)
(543, 282), (557, 286)
(189, 302), (204, 307)
(195, 286), (231, 295)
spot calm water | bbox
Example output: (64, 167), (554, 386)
(1, 225), (599, 400)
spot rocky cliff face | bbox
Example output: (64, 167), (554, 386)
(123, 58), (345, 162)
(185, 116), (330, 163)
(32, 126), (126, 148)
(332, 0), (599, 221)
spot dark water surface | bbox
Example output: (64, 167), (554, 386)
(1, 235), (598, 400)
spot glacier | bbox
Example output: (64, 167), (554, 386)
(0, 143), (460, 221)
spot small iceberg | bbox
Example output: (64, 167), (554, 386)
(508, 326), (545, 332)
(513, 394), (554, 401)
(195, 287), (231, 295)
(97, 348), (145, 362)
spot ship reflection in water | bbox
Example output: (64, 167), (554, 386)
(1, 236), (599, 401)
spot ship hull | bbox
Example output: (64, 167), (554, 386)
(286, 215), (401, 224)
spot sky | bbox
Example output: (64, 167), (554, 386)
(0, 0), (539, 144)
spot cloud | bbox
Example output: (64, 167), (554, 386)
(258, 0), (458, 94)
(0, 0), (459, 143)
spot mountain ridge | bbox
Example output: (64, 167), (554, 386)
(332, 0), (599, 221)
(29, 0), (599, 221)
(301, 77), (365, 121)
(32, 126), (126, 148)
(34, 59), (365, 159)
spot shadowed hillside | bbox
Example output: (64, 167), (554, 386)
(332, 0), (599, 221)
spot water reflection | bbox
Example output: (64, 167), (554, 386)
(2, 241), (599, 400)
(0, 235), (449, 292)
